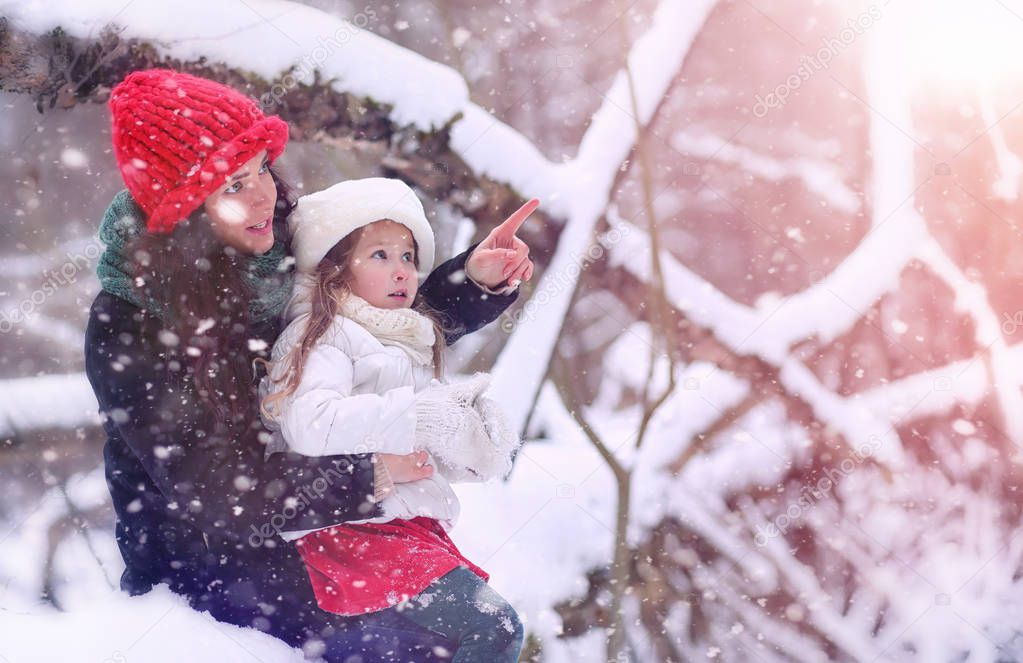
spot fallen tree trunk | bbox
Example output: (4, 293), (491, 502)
(0, 17), (555, 253)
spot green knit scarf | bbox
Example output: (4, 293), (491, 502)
(96, 190), (293, 325)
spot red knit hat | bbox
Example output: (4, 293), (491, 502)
(109, 69), (289, 233)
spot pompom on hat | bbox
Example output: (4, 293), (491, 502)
(289, 178), (435, 277)
(109, 69), (289, 233)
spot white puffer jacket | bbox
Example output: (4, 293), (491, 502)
(260, 311), (464, 540)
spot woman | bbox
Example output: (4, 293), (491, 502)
(84, 69), (534, 661)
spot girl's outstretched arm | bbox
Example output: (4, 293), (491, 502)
(420, 241), (520, 346)
(421, 200), (539, 345)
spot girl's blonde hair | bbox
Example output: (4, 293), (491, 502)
(259, 223), (446, 420)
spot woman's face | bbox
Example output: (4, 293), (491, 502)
(347, 220), (420, 309)
(203, 150), (277, 255)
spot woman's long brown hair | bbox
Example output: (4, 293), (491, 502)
(126, 169), (295, 428)
(259, 224), (447, 421)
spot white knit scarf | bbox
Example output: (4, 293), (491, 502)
(338, 293), (436, 366)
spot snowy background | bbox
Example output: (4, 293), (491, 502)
(4, 0), (1023, 661)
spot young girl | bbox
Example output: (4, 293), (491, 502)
(260, 177), (527, 661)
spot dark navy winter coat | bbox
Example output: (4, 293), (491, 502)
(84, 243), (518, 660)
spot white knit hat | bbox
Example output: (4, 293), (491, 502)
(289, 177), (435, 276)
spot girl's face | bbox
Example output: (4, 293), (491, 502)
(203, 150), (277, 255)
(347, 220), (419, 309)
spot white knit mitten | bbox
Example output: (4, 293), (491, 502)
(472, 394), (521, 479)
(414, 373), (491, 461)
(418, 373), (491, 411)
(416, 373), (521, 482)
(428, 411), (492, 483)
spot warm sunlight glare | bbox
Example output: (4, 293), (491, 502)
(905, 0), (1023, 90)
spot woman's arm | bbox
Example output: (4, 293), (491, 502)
(85, 292), (382, 538)
(420, 241), (520, 346)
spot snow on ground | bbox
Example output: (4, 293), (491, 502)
(0, 465), (304, 662)
(1, 586), (304, 663)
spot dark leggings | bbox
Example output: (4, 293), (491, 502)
(315, 566), (523, 662)
(382, 565), (524, 662)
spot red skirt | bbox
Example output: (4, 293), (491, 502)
(295, 516), (490, 616)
